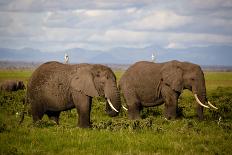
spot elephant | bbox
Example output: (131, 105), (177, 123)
(27, 61), (121, 128)
(119, 60), (217, 120)
(0, 80), (25, 91)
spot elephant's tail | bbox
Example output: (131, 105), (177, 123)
(18, 95), (29, 125)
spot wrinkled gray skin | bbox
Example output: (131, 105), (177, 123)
(119, 60), (209, 120)
(0, 80), (25, 91)
(27, 61), (121, 128)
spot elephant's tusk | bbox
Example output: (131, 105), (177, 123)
(107, 99), (119, 113)
(208, 101), (218, 110)
(194, 94), (210, 108)
(122, 105), (128, 111)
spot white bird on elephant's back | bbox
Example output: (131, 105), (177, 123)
(151, 52), (156, 63)
(64, 53), (69, 64)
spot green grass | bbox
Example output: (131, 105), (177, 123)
(0, 70), (32, 83)
(0, 70), (232, 154)
(205, 72), (232, 91)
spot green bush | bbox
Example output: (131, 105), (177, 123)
(0, 90), (25, 115)
(208, 87), (232, 120)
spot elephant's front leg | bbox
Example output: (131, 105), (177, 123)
(126, 96), (141, 120)
(161, 85), (179, 119)
(73, 93), (92, 128)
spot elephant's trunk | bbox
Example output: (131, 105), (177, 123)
(192, 82), (209, 108)
(104, 83), (121, 117)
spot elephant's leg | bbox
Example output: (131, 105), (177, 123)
(196, 105), (204, 120)
(161, 85), (178, 119)
(164, 103), (177, 120)
(128, 103), (141, 120)
(126, 97), (141, 120)
(46, 111), (61, 124)
(31, 103), (44, 122)
(73, 94), (92, 128)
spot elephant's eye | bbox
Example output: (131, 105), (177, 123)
(191, 78), (195, 81)
(101, 81), (105, 85)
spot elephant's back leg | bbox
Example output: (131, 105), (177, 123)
(31, 101), (45, 122)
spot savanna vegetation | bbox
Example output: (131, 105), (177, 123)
(0, 69), (232, 155)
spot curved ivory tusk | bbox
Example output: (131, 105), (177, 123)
(122, 105), (128, 111)
(107, 99), (119, 113)
(194, 94), (210, 108)
(208, 101), (218, 110)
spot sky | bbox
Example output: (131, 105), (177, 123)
(0, 0), (232, 52)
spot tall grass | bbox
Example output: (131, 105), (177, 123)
(0, 70), (232, 154)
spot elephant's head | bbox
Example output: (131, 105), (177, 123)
(161, 61), (217, 115)
(17, 81), (25, 90)
(70, 65), (121, 116)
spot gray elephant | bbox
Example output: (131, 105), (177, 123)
(0, 80), (25, 91)
(119, 60), (217, 120)
(27, 61), (121, 128)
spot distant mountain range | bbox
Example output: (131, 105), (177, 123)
(0, 45), (232, 66)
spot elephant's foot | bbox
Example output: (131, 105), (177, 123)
(128, 111), (141, 120)
(78, 114), (91, 128)
(128, 105), (141, 120)
(164, 104), (177, 120)
(196, 106), (204, 120)
(32, 113), (44, 123)
(78, 122), (91, 128)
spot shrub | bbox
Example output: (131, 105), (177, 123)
(207, 87), (232, 120)
(0, 90), (25, 115)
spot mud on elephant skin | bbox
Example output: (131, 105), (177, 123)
(119, 60), (217, 120)
(27, 61), (121, 128)
(0, 80), (25, 92)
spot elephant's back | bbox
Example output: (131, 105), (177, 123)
(120, 61), (162, 81)
(27, 61), (70, 97)
(29, 61), (64, 84)
(119, 61), (163, 92)
(0, 80), (16, 91)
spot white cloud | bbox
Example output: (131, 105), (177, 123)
(84, 10), (106, 17)
(0, 0), (232, 52)
(125, 10), (192, 30)
(165, 42), (186, 49)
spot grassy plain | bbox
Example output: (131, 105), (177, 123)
(0, 69), (232, 155)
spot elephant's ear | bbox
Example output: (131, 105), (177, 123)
(161, 61), (183, 92)
(71, 70), (99, 97)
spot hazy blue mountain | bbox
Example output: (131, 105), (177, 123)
(0, 47), (62, 62)
(89, 52), (120, 64)
(0, 45), (231, 66)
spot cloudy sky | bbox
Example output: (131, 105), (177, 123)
(0, 0), (232, 52)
